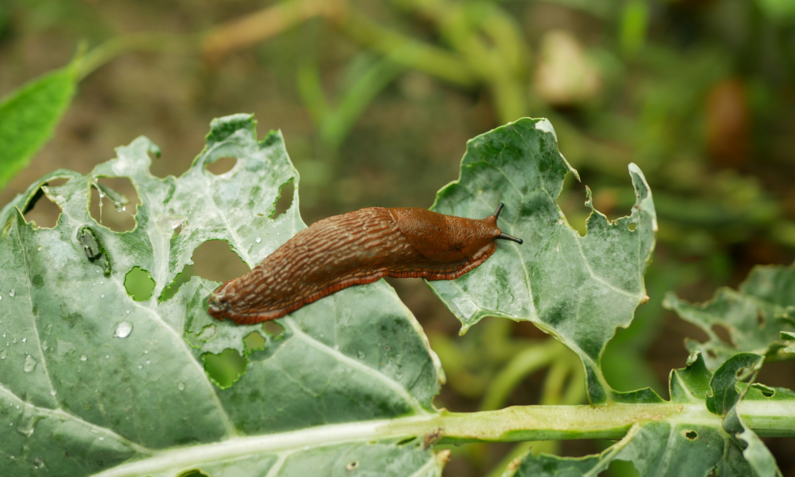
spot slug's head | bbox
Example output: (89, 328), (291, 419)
(392, 203), (522, 264)
(208, 281), (234, 320)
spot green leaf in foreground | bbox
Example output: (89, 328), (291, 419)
(0, 61), (78, 191)
(664, 262), (795, 371)
(504, 352), (786, 477)
(427, 118), (657, 403)
(0, 114), (443, 476)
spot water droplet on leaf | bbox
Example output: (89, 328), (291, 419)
(256, 237), (262, 243)
(357, 351), (365, 359)
(178, 382), (185, 391)
(23, 355), (37, 373)
(114, 321), (133, 338)
(0, 349), (7, 360)
(80, 355), (87, 361)
(8, 289), (14, 297)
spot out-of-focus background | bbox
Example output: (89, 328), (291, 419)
(2, 0), (795, 475)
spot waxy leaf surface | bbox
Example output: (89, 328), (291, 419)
(428, 118), (657, 403)
(0, 115), (442, 476)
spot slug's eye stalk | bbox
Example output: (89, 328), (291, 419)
(492, 202), (505, 219)
(490, 202), (523, 244)
(497, 232), (523, 244)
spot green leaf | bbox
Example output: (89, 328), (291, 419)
(0, 61), (78, 191)
(664, 262), (795, 371)
(427, 118), (657, 403)
(505, 352), (787, 477)
(0, 114), (444, 476)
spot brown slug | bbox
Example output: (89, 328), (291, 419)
(208, 203), (522, 324)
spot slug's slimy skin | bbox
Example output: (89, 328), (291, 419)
(208, 203), (522, 324)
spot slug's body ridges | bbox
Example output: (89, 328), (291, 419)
(209, 206), (521, 324)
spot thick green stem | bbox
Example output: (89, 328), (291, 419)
(92, 401), (795, 477)
(386, 401), (795, 442)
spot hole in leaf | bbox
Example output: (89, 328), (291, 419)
(203, 348), (247, 389)
(244, 331), (266, 352)
(179, 470), (209, 477)
(89, 177), (140, 232)
(159, 265), (196, 302)
(205, 156), (237, 175)
(555, 174), (589, 237)
(192, 240), (250, 283)
(757, 311), (765, 328)
(23, 185), (64, 229)
(710, 324), (736, 348)
(125, 267), (155, 301)
(707, 349), (718, 360)
(684, 430), (698, 440)
(262, 321), (284, 339)
(751, 383), (775, 397)
(396, 437), (416, 446)
(627, 222), (637, 231)
(346, 460), (359, 471)
(271, 178), (295, 220)
(606, 459), (639, 477)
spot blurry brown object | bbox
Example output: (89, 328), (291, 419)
(706, 78), (750, 169)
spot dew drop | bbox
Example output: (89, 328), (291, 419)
(44, 324), (53, 335)
(105, 355), (109, 359)
(23, 354), (38, 373)
(557, 217), (564, 224)
(256, 237), (262, 243)
(33, 456), (44, 469)
(333, 344), (340, 351)
(114, 321), (133, 339)
(101, 294), (104, 298)
(8, 289), (14, 297)
(2, 333), (5, 338)
(99, 436), (104, 441)
(21, 338), (26, 343)
(146, 360), (150, 365)
(80, 355), (87, 361)
(137, 365), (142, 369)
(37, 246), (41, 251)
(42, 341), (48, 351)
(0, 349), (6, 360)
(50, 390), (56, 396)
(0, 296), (3, 301)
(178, 382), (185, 391)
(357, 351), (365, 359)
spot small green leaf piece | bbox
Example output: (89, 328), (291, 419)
(0, 63), (78, 191)
(705, 352), (763, 416)
(428, 118), (657, 403)
(77, 225), (112, 276)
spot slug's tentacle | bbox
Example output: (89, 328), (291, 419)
(209, 204), (522, 324)
(492, 202), (505, 218)
(497, 232), (523, 244)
